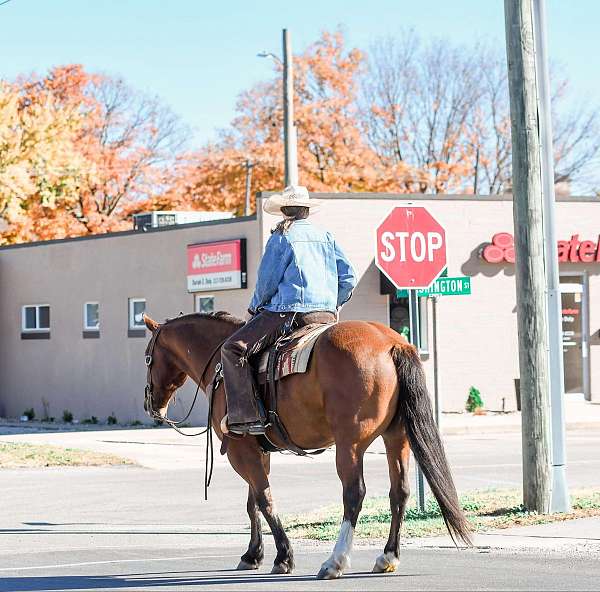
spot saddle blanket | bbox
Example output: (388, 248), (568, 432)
(257, 322), (333, 383)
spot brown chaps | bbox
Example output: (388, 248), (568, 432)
(221, 310), (336, 425)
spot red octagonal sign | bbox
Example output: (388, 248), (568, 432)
(375, 206), (447, 289)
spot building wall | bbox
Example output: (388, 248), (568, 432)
(262, 194), (600, 411)
(1, 195), (598, 424)
(0, 217), (259, 423)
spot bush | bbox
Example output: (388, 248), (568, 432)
(466, 386), (484, 413)
(107, 414), (117, 425)
(82, 416), (98, 425)
(23, 407), (35, 421)
(62, 409), (73, 423)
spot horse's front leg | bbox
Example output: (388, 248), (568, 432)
(317, 443), (366, 580)
(227, 440), (294, 574)
(237, 486), (264, 570)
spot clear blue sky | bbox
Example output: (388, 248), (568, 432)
(0, 0), (597, 147)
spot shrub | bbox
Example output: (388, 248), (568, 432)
(23, 408), (35, 421)
(82, 416), (99, 425)
(62, 409), (73, 423)
(107, 414), (117, 425)
(466, 386), (484, 413)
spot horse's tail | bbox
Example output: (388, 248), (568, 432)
(391, 344), (472, 546)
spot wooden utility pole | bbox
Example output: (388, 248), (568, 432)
(244, 159), (254, 216)
(504, 0), (551, 513)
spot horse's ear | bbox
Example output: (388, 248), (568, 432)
(143, 313), (160, 332)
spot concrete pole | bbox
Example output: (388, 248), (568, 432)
(504, 0), (551, 513)
(244, 159), (254, 216)
(532, 0), (571, 513)
(282, 29), (298, 186)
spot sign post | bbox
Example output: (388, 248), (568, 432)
(375, 205), (447, 511)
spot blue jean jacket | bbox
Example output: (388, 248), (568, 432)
(249, 220), (357, 314)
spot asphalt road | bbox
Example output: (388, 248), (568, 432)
(1, 430), (599, 590)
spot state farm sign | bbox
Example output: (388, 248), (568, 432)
(482, 233), (600, 264)
(187, 239), (247, 292)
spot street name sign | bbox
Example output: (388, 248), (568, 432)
(375, 206), (447, 289)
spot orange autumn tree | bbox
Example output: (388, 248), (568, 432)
(146, 32), (432, 216)
(1, 65), (186, 244)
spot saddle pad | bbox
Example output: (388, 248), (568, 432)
(258, 322), (333, 380)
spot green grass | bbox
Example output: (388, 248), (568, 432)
(283, 489), (600, 541)
(0, 442), (134, 468)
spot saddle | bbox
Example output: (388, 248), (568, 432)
(252, 321), (333, 455)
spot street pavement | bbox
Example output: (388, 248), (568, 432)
(1, 422), (599, 590)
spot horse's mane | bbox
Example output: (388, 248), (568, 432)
(164, 311), (245, 328)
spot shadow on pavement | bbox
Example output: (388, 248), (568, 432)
(1, 571), (411, 591)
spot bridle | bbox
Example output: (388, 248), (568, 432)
(143, 321), (228, 499)
(143, 323), (226, 436)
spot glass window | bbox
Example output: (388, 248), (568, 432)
(195, 295), (215, 314)
(22, 305), (50, 331)
(129, 298), (146, 329)
(84, 302), (100, 331)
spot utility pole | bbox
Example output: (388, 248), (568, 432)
(282, 29), (298, 186)
(532, 0), (570, 513)
(244, 159), (254, 216)
(504, 0), (551, 513)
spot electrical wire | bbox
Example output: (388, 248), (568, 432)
(0, 0), (14, 7)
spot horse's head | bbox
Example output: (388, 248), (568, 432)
(143, 314), (187, 420)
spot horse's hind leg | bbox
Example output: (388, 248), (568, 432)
(237, 487), (264, 570)
(373, 424), (411, 573)
(227, 440), (294, 574)
(317, 443), (366, 580)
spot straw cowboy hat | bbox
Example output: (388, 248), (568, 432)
(263, 185), (322, 215)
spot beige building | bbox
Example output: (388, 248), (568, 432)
(0, 194), (598, 424)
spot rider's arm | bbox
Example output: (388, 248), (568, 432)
(333, 239), (357, 308)
(248, 233), (293, 313)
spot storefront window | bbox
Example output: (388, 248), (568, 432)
(84, 302), (100, 331)
(195, 295), (215, 314)
(22, 304), (50, 332)
(128, 298), (146, 329)
(389, 295), (428, 354)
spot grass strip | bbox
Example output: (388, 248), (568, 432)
(0, 442), (134, 468)
(283, 489), (600, 541)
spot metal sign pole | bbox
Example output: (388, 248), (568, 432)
(408, 289), (426, 511)
(432, 295), (441, 427)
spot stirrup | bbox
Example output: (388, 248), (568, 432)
(228, 421), (266, 436)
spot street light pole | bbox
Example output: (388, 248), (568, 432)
(532, 0), (570, 513)
(282, 29), (298, 186)
(244, 159), (254, 216)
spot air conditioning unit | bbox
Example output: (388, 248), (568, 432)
(133, 211), (234, 231)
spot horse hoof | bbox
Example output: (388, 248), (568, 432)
(372, 552), (399, 573)
(271, 563), (292, 575)
(317, 565), (342, 580)
(237, 560), (259, 571)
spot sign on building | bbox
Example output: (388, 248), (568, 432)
(187, 239), (247, 292)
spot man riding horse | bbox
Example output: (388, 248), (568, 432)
(222, 185), (357, 435)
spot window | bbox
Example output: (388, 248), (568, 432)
(128, 298), (146, 330)
(195, 295), (215, 314)
(84, 302), (100, 331)
(22, 304), (50, 332)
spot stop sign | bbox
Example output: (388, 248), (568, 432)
(375, 206), (447, 289)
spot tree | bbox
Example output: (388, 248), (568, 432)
(1, 65), (187, 244)
(361, 32), (600, 195)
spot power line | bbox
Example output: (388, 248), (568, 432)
(0, 0), (14, 7)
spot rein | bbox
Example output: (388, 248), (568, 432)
(144, 324), (228, 499)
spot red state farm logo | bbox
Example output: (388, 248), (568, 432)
(481, 233), (515, 263)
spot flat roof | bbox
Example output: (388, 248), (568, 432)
(0, 214), (257, 252)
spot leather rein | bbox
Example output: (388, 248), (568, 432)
(144, 324), (227, 499)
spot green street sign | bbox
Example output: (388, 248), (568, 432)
(396, 276), (472, 298)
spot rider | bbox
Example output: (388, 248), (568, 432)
(221, 185), (357, 435)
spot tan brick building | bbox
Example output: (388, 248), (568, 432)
(0, 193), (598, 424)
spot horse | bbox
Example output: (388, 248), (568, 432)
(142, 311), (471, 580)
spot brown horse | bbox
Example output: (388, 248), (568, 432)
(143, 312), (471, 580)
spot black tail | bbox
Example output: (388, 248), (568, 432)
(392, 344), (472, 546)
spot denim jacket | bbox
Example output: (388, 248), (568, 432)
(249, 220), (357, 314)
